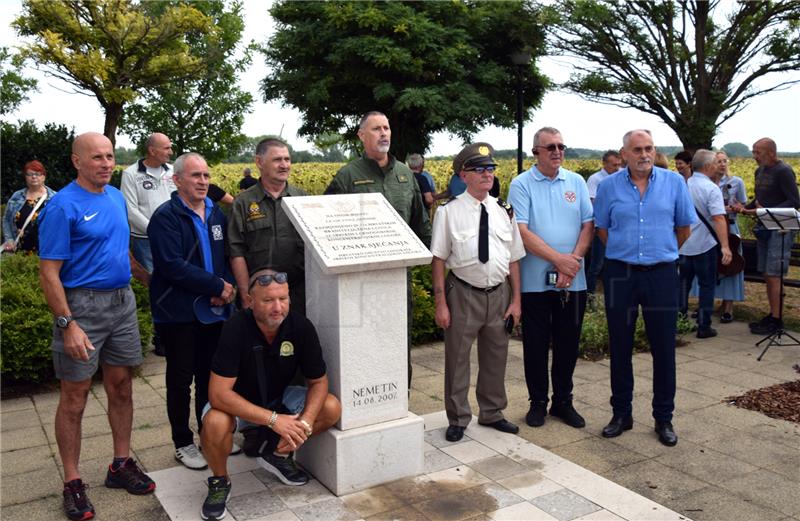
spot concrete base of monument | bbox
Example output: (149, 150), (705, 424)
(296, 412), (424, 496)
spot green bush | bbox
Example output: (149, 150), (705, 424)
(1, 254), (153, 383)
(410, 264), (443, 345)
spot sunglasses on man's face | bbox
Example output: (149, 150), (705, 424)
(464, 165), (497, 174)
(249, 272), (288, 289)
(535, 144), (567, 152)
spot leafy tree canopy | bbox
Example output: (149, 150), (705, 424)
(119, 0), (254, 165)
(261, 0), (548, 160)
(0, 47), (38, 117)
(551, 0), (800, 151)
(14, 0), (218, 145)
(722, 142), (751, 157)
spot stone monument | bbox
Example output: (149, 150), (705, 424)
(283, 193), (431, 495)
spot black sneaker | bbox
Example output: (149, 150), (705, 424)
(549, 402), (586, 428)
(749, 314), (773, 329)
(751, 317), (783, 335)
(525, 402), (547, 427)
(63, 479), (95, 520)
(257, 452), (309, 486)
(104, 458), (156, 495)
(696, 327), (718, 339)
(201, 476), (231, 520)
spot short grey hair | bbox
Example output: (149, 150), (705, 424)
(533, 127), (561, 147)
(406, 153), (424, 169)
(691, 149), (717, 172)
(359, 111), (387, 130)
(622, 129), (652, 147)
(173, 152), (205, 177)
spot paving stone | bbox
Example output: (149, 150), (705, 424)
(291, 497), (361, 521)
(425, 448), (461, 474)
(573, 510), (625, 521)
(719, 469), (800, 516)
(0, 466), (65, 505)
(0, 425), (48, 452)
(414, 490), (484, 521)
(466, 454), (528, 481)
(702, 430), (798, 470)
(227, 488), (288, 520)
(488, 500), (559, 520)
(341, 484), (405, 518)
(516, 419), (594, 450)
(604, 459), (707, 505)
(495, 470), (563, 500)
(1, 409), (43, 431)
(366, 505), (429, 521)
(455, 482), (525, 513)
(267, 478), (335, 508)
(654, 439), (759, 487)
(530, 489), (601, 521)
(0, 495), (67, 521)
(678, 485), (786, 521)
(0, 444), (57, 476)
(678, 359), (742, 378)
(711, 369), (783, 390)
(441, 440), (499, 464)
(425, 426), (472, 448)
(1, 396), (35, 412)
(550, 437), (649, 475)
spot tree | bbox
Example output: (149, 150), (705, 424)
(1, 120), (75, 201)
(551, 1), (800, 151)
(119, 0), (253, 164)
(13, 0), (217, 146)
(722, 142), (750, 157)
(0, 47), (38, 117)
(261, 1), (548, 160)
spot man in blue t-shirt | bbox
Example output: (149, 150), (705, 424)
(593, 129), (696, 448)
(508, 127), (594, 431)
(38, 132), (156, 521)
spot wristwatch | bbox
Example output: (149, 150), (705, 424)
(56, 315), (74, 329)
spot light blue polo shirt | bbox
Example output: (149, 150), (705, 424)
(594, 166), (696, 265)
(508, 166), (593, 292)
(680, 172), (725, 256)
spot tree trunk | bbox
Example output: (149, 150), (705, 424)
(103, 102), (124, 147)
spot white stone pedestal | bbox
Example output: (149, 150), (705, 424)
(283, 194), (432, 496)
(296, 413), (424, 495)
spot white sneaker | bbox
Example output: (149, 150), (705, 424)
(175, 443), (208, 470)
(230, 442), (242, 456)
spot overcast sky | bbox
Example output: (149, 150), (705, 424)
(2, 0), (799, 155)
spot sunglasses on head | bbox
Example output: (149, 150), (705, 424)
(464, 165), (497, 174)
(249, 272), (288, 289)
(535, 144), (567, 152)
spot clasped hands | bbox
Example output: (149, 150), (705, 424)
(553, 253), (582, 289)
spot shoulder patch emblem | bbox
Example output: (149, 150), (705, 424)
(441, 196), (457, 206)
(279, 341), (294, 357)
(397, 174), (408, 183)
(497, 198), (514, 220)
(353, 179), (375, 186)
(247, 202), (265, 221)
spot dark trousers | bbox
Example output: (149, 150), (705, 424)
(521, 290), (587, 405)
(603, 260), (678, 423)
(678, 248), (718, 329)
(157, 321), (223, 449)
(586, 235), (606, 293)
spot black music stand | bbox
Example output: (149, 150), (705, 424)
(754, 208), (800, 361)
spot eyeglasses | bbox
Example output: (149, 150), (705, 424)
(534, 144), (567, 152)
(249, 272), (288, 289)
(464, 166), (497, 174)
(25, 172), (44, 178)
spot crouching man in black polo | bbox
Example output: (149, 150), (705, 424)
(199, 269), (341, 520)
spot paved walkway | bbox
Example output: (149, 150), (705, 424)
(2, 320), (798, 520)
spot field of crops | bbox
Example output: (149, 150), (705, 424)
(207, 158), (800, 202)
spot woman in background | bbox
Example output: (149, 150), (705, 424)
(2, 160), (57, 254)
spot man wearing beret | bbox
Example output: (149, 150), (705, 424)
(508, 127), (594, 430)
(431, 142), (525, 442)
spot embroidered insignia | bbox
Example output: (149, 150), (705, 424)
(478, 145), (490, 156)
(247, 202), (265, 220)
(211, 224), (223, 241)
(497, 198), (514, 220)
(142, 180), (154, 190)
(280, 341), (294, 357)
(564, 191), (576, 203)
(397, 174), (408, 182)
(353, 179), (375, 186)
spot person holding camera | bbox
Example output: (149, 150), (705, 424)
(198, 269), (341, 520)
(507, 127), (594, 430)
(431, 142), (524, 443)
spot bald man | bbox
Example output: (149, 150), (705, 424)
(39, 133), (156, 521)
(737, 138), (800, 335)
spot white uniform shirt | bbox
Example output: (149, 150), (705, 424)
(430, 191), (525, 288)
(679, 172), (725, 256)
(586, 168), (613, 199)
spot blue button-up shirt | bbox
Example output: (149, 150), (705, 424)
(508, 165), (593, 292)
(594, 166), (696, 265)
(179, 196), (214, 273)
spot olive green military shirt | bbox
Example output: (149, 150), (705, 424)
(324, 155), (431, 246)
(227, 182), (308, 283)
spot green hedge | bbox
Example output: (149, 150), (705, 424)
(0, 254), (153, 383)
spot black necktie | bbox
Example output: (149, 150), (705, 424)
(479, 203), (489, 263)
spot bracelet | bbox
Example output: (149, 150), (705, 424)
(267, 410), (278, 430)
(299, 419), (313, 436)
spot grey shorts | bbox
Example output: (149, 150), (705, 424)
(201, 385), (307, 432)
(756, 229), (797, 276)
(52, 286), (142, 381)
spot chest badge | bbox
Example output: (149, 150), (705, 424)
(211, 224), (223, 241)
(564, 191), (576, 203)
(142, 180), (154, 190)
(247, 202), (265, 220)
(280, 341), (294, 357)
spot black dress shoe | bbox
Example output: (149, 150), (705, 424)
(445, 425), (465, 442)
(479, 419), (519, 434)
(601, 415), (633, 438)
(550, 402), (586, 428)
(696, 327), (718, 339)
(654, 421), (678, 446)
(525, 402), (547, 427)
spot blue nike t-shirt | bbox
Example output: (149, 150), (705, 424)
(39, 181), (131, 289)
